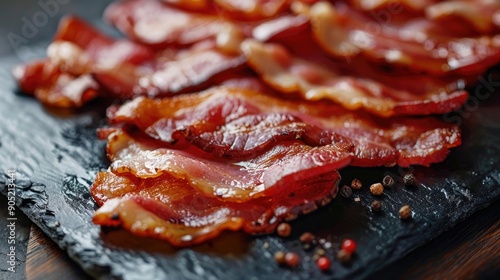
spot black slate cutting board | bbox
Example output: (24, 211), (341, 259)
(1, 1), (500, 279)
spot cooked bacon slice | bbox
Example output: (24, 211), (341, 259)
(349, 0), (500, 36)
(90, 127), (346, 246)
(242, 39), (468, 117)
(93, 41), (246, 98)
(105, 0), (226, 48)
(425, 0), (500, 35)
(12, 57), (99, 108)
(306, 1), (500, 76)
(107, 86), (461, 167)
(92, 170), (340, 247)
(100, 128), (350, 200)
(12, 16), (155, 107)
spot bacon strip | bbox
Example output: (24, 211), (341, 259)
(91, 127), (344, 246)
(305, 1), (500, 76)
(12, 16), (155, 107)
(105, 0), (226, 48)
(106, 86), (461, 167)
(93, 41), (246, 98)
(242, 39), (468, 117)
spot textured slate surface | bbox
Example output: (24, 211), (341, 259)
(1, 1), (500, 279)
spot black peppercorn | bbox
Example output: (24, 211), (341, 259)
(340, 185), (353, 198)
(403, 174), (416, 186)
(382, 175), (395, 188)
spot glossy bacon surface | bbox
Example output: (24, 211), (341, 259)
(306, 1), (500, 76)
(12, 16), (155, 107)
(106, 86), (462, 167)
(243, 39), (469, 117)
(91, 128), (345, 246)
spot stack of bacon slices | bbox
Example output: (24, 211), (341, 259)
(13, 0), (500, 247)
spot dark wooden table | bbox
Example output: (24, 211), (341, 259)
(25, 201), (499, 280)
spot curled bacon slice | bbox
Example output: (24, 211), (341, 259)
(107, 86), (462, 167)
(242, 39), (468, 117)
(91, 128), (344, 246)
(425, 0), (500, 35)
(105, 0), (226, 48)
(305, 1), (500, 76)
(93, 41), (246, 98)
(12, 16), (155, 107)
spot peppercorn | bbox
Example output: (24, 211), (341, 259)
(337, 249), (352, 264)
(277, 222), (292, 237)
(341, 238), (357, 254)
(399, 205), (412, 220)
(317, 257), (331, 271)
(274, 251), (286, 265)
(370, 182), (384, 196)
(382, 175), (395, 188)
(300, 232), (315, 244)
(351, 179), (362, 189)
(316, 248), (326, 256)
(340, 185), (353, 198)
(371, 200), (381, 212)
(285, 252), (300, 268)
(313, 248), (326, 261)
(403, 174), (416, 186)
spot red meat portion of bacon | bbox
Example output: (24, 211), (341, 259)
(356, 0), (500, 35)
(106, 86), (461, 167)
(12, 58), (99, 108)
(93, 41), (246, 99)
(304, 1), (500, 76)
(105, 0), (226, 48)
(12, 16), (155, 107)
(242, 39), (468, 117)
(14, 15), (245, 104)
(91, 127), (346, 246)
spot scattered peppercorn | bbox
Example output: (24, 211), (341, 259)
(277, 222), (292, 237)
(340, 185), (353, 198)
(316, 248), (326, 256)
(54, 221), (61, 227)
(274, 251), (286, 265)
(351, 179), (362, 189)
(285, 252), (301, 268)
(300, 232), (316, 244)
(370, 182), (384, 196)
(341, 238), (357, 254)
(382, 175), (395, 188)
(403, 174), (416, 186)
(337, 249), (352, 264)
(399, 205), (412, 220)
(371, 200), (382, 212)
(317, 257), (331, 271)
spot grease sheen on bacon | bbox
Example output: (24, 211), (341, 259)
(106, 86), (462, 167)
(91, 127), (345, 246)
(12, 16), (155, 107)
(242, 39), (469, 117)
(305, 1), (500, 76)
